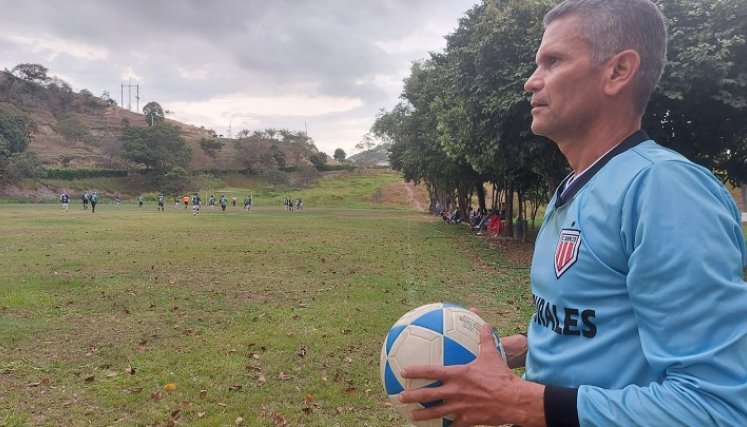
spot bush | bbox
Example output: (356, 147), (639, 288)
(46, 168), (128, 180)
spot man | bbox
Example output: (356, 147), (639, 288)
(60, 192), (69, 212)
(220, 194), (228, 213)
(399, 1), (747, 426)
(90, 191), (98, 213)
(157, 193), (165, 212)
(191, 193), (201, 216)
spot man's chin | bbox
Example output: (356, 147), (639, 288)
(530, 122), (549, 137)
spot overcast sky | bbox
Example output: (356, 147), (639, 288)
(0, 0), (477, 155)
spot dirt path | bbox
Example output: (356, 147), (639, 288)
(402, 181), (424, 211)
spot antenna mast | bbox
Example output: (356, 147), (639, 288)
(121, 76), (140, 112)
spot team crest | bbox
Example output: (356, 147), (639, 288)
(555, 229), (581, 278)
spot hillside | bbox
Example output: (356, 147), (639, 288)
(0, 70), (337, 173)
(348, 143), (390, 166)
(0, 71), (217, 170)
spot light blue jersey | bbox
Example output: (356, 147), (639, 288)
(526, 133), (747, 425)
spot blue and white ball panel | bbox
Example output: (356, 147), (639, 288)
(381, 303), (493, 427)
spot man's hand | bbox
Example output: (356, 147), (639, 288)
(399, 324), (545, 427)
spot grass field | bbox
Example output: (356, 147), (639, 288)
(0, 192), (534, 426)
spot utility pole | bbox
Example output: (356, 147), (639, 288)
(121, 77), (140, 112)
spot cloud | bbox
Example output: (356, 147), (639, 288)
(0, 0), (477, 154)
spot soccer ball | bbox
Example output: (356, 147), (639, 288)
(380, 303), (505, 427)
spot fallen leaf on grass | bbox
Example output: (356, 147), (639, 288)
(235, 416), (244, 425)
(297, 346), (307, 358)
(151, 392), (161, 402)
(197, 411), (206, 418)
(257, 374), (266, 384)
(164, 383), (177, 391)
(84, 375), (95, 382)
(199, 390), (207, 399)
(277, 373), (295, 381)
(126, 366), (136, 375)
(228, 384), (242, 391)
(27, 382), (41, 387)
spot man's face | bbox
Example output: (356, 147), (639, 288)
(524, 15), (606, 141)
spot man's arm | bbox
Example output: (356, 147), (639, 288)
(500, 333), (528, 369)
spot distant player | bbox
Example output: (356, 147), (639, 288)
(114, 193), (121, 207)
(60, 192), (69, 212)
(82, 191), (89, 210)
(157, 193), (165, 211)
(138, 196), (144, 208)
(220, 195), (228, 213)
(191, 193), (201, 216)
(208, 194), (216, 211)
(182, 194), (190, 209)
(90, 192), (98, 213)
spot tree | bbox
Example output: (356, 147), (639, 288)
(236, 137), (278, 174)
(120, 123), (191, 172)
(261, 169), (289, 189)
(295, 165), (322, 187)
(0, 107), (42, 184)
(333, 148), (346, 162)
(198, 138), (224, 160)
(142, 101), (165, 127)
(644, 0), (747, 185)
(11, 63), (49, 83)
(309, 151), (327, 170)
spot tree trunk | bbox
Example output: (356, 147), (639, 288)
(505, 180), (514, 238)
(476, 181), (486, 212)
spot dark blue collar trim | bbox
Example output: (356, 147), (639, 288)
(554, 130), (650, 208)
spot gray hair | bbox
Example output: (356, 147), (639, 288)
(544, 0), (667, 114)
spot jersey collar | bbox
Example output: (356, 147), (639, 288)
(554, 129), (650, 208)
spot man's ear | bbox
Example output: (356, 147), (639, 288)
(604, 49), (640, 96)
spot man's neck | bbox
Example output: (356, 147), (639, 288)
(556, 116), (642, 174)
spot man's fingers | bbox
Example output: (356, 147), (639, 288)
(409, 403), (455, 422)
(479, 323), (498, 354)
(400, 364), (449, 380)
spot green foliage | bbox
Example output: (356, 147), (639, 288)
(157, 166), (192, 195)
(309, 151), (327, 170)
(10, 63), (49, 83)
(646, 0), (747, 184)
(198, 138), (223, 159)
(45, 168), (128, 180)
(333, 148), (346, 162)
(0, 152), (44, 183)
(0, 107), (35, 154)
(142, 101), (165, 126)
(260, 169), (290, 189)
(293, 164), (322, 187)
(120, 123), (191, 172)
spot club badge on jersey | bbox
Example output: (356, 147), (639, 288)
(555, 229), (581, 278)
